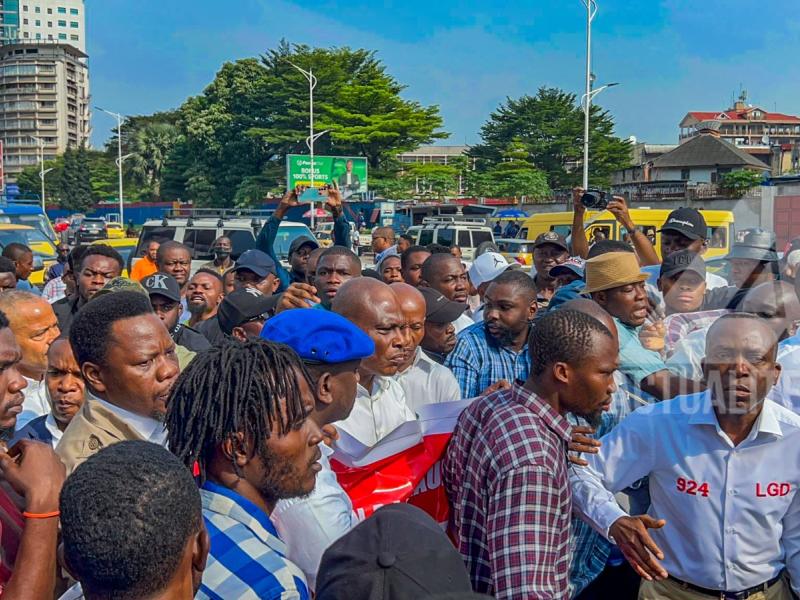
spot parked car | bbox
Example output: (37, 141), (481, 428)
(132, 210), (318, 275)
(68, 216), (108, 244)
(405, 216), (496, 261)
(105, 221), (126, 239)
(495, 238), (534, 267)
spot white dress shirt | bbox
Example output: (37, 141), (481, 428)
(92, 395), (168, 446)
(271, 443), (356, 590)
(453, 313), (474, 334)
(44, 413), (63, 449)
(767, 345), (800, 414)
(570, 391), (800, 593)
(17, 376), (50, 431)
(334, 376), (415, 446)
(394, 348), (461, 413)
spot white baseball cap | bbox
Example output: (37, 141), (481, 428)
(468, 252), (519, 288)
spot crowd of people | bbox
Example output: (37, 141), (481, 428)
(0, 186), (798, 599)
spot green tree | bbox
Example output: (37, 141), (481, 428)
(718, 170), (764, 198)
(177, 40), (445, 206)
(469, 141), (551, 201)
(17, 156), (63, 201)
(125, 122), (180, 200)
(470, 87), (631, 189)
(57, 145), (94, 213)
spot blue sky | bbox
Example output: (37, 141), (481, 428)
(89, 0), (800, 149)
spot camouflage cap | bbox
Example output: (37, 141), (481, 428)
(92, 277), (148, 300)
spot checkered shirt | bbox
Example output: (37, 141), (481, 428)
(197, 480), (310, 600)
(663, 309), (729, 357)
(443, 383), (573, 599)
(444, 321), (531, 399)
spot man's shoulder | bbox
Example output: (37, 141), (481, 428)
(11, 415), (51, 445)
(201, 507), (308, 599)
(176, 325), (212, 351)
(454, 321), (488, 345)
(57, 400), (141, 464)
(765, 399), (800, 433)
(459, 392), (563, 467)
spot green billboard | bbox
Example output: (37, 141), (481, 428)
(286, 155), (368, 196)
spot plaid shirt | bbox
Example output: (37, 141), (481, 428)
(198, 481), (310, 600)
(42, 276), (67, 303)
(445, 321), (531, 399)
(663, 309), (729, 357)
(443, 384), (573, 599)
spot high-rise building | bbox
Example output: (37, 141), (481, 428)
(15, 0), (86, 53)
(0, 0), (88, 178)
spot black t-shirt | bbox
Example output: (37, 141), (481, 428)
(173, 324), (211, 353)
(196, 316), (224, 345)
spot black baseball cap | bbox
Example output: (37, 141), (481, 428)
(659, 249), (706, 280)
(232, 249), (277, 278)
(532, 231), (569, 251)
(418, 286), (468, 324)
(316, 504), (473, 600)
(659, 208), (706, 241)
(288, 236), (319, 257)
(217, 288), (277, 334)
(141, 272), (182, 302)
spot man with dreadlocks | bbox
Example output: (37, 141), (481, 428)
(443, 309), (620, 599)
(166, 337), (324, 600)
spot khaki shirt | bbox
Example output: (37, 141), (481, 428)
(56, 397), (147, 475)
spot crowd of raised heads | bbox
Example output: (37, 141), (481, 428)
(1, 187), (799, 600)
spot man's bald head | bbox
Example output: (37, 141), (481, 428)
(391, 282), (425, 316)
(333, 279), (407, 377)
(333, 278), (395, 324)
(0, 290), (60, 379)
(741, 281), (800, 341)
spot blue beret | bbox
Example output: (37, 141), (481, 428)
(260, 309), (375, 364)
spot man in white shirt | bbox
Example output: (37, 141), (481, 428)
(12, 339), (85, 449)
(0, 291), (60, 430)
(261, 308), (375, 590)
(391, 283), (461, 412)
(420, 254), (474, 333)
(56, 291), (180, 474)
(571, 313), (800, 599)
(332, 278), (415, 445)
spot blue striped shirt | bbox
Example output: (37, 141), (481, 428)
(445, 321), (531, 399)
(198, 480), (310, 600)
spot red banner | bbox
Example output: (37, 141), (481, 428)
(330, 398), (473, 526)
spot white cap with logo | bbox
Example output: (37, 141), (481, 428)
(468, 252), (519, 288)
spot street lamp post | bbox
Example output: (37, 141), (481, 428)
(581, 0), (598, 190)
(28, 135), (46, 211)
(95, 106), (126, 226)
(39, 167), (54, 210)
(288, 62), (329, 230)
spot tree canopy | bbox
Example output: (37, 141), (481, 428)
(470, 87), (631, 189)
(177, 40), (446, 206)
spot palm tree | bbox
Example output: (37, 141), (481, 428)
(126, 123), (179, 200)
